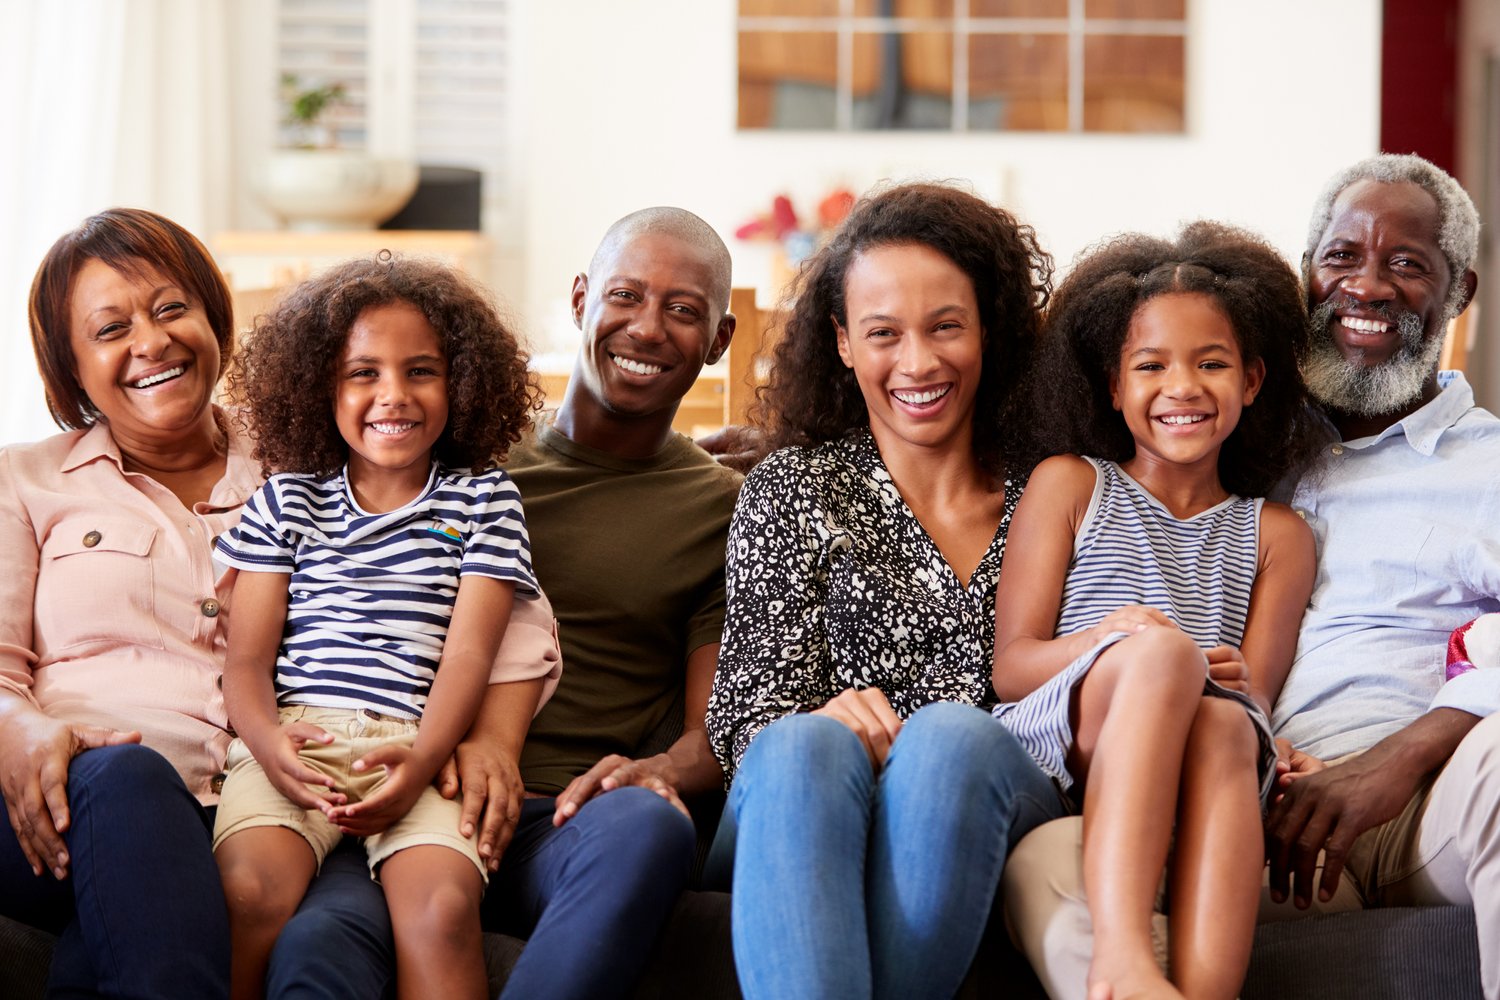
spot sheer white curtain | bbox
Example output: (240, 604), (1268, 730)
(0, 0), (233, 446)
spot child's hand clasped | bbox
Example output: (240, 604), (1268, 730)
(250, 720), (346, 814)
(326, 743), (431, 837)
(1205, 644), (1251, 693)
(1273, 737), (1327, 789)
(1090, 605), (1174, 643)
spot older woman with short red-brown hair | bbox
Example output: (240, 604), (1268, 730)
(0, 208), (402, 1000)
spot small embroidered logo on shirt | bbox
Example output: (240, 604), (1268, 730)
(426, 523), (463, 543)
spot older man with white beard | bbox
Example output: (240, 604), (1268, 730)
(1003, 153), (1500, 1000)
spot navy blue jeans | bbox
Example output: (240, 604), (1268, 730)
(483, 786), (696, 1000)
(0, 744), (230, 1000)
(262, 839), (394, 1000)
(724, 702), (1069, 1000)
(0, 744), (398, 1000)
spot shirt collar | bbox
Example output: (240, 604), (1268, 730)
(59, 420), (123, 473)
(57, 407), (263, 507)
(1343, 370), (1474, 457)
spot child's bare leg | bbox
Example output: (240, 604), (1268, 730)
(381, 845), (487, 1000)
(1168, 696), (1262, 1000)
(1070, 625), (1205, 1000)
(215, 827), (318, 1000)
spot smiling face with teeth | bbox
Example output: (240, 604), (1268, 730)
(1110, 292), (1263, 481)
(567, 228), (734, 455)
(1303, 180), (1467, 422)
(333, 301), (450, 509)
(834, 242), (984, 460)
(67, 258), (221, 452)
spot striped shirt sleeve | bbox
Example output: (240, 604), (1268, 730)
(215, 477), (296, 573)
(458, 470), (537, 594)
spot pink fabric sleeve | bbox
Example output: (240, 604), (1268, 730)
(0, 449), (41, 708)
(488, 585), (563, 714)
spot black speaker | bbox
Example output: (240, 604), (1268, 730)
(381, 165), (483, 230)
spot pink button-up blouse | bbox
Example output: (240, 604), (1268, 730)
(0, 414), (563, 806)
(0, 415), (261, 803)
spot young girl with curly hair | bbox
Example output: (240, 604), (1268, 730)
(705, 183), (1068, 1000)
(992, 222), (1321, 1000)
(212, 255), (549, 1000)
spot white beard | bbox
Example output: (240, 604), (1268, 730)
(1301, 300), (1443, 418)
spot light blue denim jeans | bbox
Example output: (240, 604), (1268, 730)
(724, 701), (1067, 1000)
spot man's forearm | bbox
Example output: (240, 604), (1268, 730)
(1357, 707), (1481, 784)
(654, 728), (724, 797)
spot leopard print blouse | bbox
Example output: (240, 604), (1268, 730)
(706, 430), (1022, 781)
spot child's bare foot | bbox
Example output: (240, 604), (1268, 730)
(1088, 983), (1114, 1000)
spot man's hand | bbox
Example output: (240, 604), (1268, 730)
(1265, 709), (1478, 909)
(1264, 752), (1416, 908)
(552, 754), (688, 828)
(436, 740), (525, 871)
(0, 711), (140, 879)
(811, 687), (903, 768)
(695, 425), (769, 474)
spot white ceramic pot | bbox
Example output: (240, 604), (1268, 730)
(257, 150), (419, 231)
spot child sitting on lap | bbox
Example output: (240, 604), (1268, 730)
(213, 255), (552, 1000)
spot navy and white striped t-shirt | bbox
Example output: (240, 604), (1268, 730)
(216, 463), (537, 719)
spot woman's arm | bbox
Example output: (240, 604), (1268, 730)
(1236, 501), (1317, 716)
(705, 455), (837, 780)
(992, 456), (1169, 702)
(0, 450), (142, 878)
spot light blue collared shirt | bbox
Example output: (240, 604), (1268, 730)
(1272, 372), (1500, 761)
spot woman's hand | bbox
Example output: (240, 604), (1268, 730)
(436, 741), (527, 871)
(0, 707), (140, 878)
(242, 719), (343, 815)
(811, 687), (903, 768)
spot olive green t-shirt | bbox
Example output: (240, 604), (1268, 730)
(505, 417), (743, 795)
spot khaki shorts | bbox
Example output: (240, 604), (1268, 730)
(212, 705), (484, 881)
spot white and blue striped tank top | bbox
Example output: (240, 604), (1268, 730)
(1057, 457), (1261, 648)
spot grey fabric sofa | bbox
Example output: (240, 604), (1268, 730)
(0, 897), (1481, 999)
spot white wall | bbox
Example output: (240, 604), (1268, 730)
(509, 0), (1382, 355)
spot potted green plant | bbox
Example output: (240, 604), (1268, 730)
(257, 74), (418, 231)
(280, 73), (347, 148)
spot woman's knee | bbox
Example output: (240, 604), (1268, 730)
(892, 702), (1033, 781)
(741, 712), (866, 772)
(68, 743), (181, 803)
(734, 712), (872, 806)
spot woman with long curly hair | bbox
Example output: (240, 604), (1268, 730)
(704, 183), (1069, 999)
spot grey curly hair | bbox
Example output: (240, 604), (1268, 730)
(1304, 153), (1479, 319)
